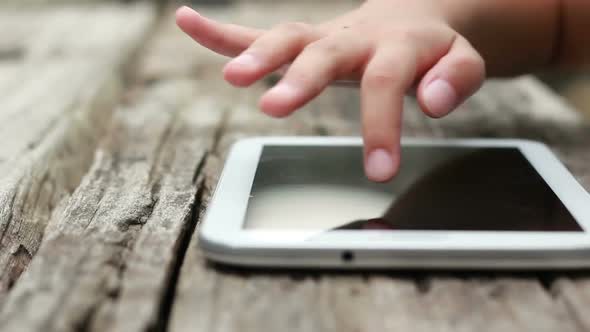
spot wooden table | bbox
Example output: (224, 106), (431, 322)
(1, 2), (590, 331)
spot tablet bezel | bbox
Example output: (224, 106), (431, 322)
(199, 137), (590, 256)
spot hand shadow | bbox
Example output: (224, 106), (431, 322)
(333, 149), (580, 231)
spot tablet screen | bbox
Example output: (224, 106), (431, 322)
(243, 145), (582, 231)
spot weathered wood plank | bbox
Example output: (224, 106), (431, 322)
(553, 278), (590, 330)
(2, 2), (588, 331)
(0, 2), (156, 307)
(167, 90), (324, 332)
(0, 79), (221, 331)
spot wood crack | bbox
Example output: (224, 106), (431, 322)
(4, 245), (32, 291)
(0, 184), (19, 248)
(82, 186), (108, 233)
(158, 177), (208, 332)
(192, 152), (209, 185)
(30, 171), (50, 221)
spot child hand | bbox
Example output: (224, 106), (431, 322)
(176, 1), (485, 182)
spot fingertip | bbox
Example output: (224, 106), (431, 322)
(222, 54), (263, 87)
(175, 5), (192, 17)
(175, 6), (188, 18)
(258, 95), (292, 118)
(222, 66), (254, 87)
(419, 78), (459, 118)
(175, 8), (206, 39)
(175, 6), (199, 26)
(259, 83), (302, 117)
(364, 148), (399, 183)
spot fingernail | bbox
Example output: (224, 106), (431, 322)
(265, 82), (301, 100)
(366, 149), (395, 182)
(227, 53), (260, 70)
(178, 6), (198, 16)
(423, 79), (458, 117)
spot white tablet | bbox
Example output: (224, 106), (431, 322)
(199, 137), (590, 269)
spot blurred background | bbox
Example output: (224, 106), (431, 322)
(2, 0), (589, 118)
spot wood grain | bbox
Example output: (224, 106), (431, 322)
(0, 79), (222, 332)
(0, 2), (156, 307)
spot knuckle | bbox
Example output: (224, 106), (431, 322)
(386, 27), (419, 43)
(363, 72), (398, 90)
(294, 74), (321, 92)
(303, 39), (344, 55)
(383, 24), (449, 45)
(207, 32), (227, 47)
(276, 21), (312, 35)
(286, 71), (312, 86)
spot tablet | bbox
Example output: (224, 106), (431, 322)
(199, 137), (590, 269)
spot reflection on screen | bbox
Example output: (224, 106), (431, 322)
(243, 145), (582, 232)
